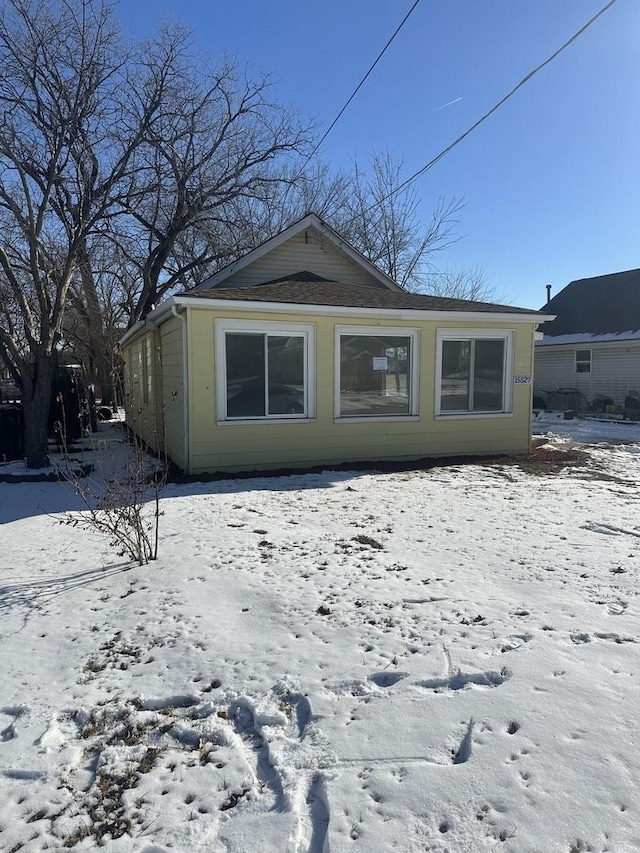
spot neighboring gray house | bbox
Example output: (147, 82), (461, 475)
(534, 269), (640, 409)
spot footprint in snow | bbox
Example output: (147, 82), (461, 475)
(570, 633), (591, 644)
(369, 672), (408, 688)
(582, 521), (640, 538)
(499, 633), (533, 653)
(594, 631), (636, 644)
(0, 706), (27, 742)
(278, 691), (313, 739)
(286, 772), (331, 853)
(419, 669), (511, 693)
(451, 720), (474, 765)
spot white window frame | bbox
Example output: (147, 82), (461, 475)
(334, 325), (420, 421)
(215, 318), (316, 424)
(435, 328), (514, 418)
(575, 348), (592, 374)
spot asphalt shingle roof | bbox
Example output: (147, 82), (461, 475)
(260, 271), (334, 284)
(540, 269), (640, 336)
(181, 279), (541, 315)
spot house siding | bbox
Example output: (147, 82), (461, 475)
(216, 231), (387, 290)
(123, 329), (163, 450)
(184, 307), (534, 474)
(159, 314), (187, 470)
(534, 341), (640, 405)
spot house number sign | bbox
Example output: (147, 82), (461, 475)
(513, 375), (531, 384)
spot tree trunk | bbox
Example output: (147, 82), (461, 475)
(21, 354), (53, 468)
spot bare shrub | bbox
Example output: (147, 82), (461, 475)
(61, 427), (167, 566)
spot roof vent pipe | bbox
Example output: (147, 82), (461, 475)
(546, 284), (552, 303)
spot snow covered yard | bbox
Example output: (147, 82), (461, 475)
(1, 424), (640, 852)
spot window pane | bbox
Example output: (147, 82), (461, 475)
(440, 340), (470, 411)
(473, 339), (504, 410)
(267, 336), (305, 415)
(576, 350), (591, 373)
(340, 335), (410, 416)
(226, 333), (265, 417)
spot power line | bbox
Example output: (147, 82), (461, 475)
(299, 0), (421, 174)
(353, 0), (618, 223)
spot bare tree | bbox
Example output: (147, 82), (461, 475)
(118, 24), (312, 322)
(0, 0), (143, 466)
(207, 161), (351, 256)
(333, 151), (465, 289)
(0, 4), (312, 465)
(62, 236), (131, 404)
(421, 264), (507, 303)
(177, 151), (467, 294)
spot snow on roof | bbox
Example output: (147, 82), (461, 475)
(536, 330), (640, 346)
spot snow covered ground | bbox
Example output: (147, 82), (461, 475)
(1, 420), (640, 852)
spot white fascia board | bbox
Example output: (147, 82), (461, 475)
(174, 295), (545, 324)
(192, 213), (402, 292)
(118, 300), (179, 348)
(118, 319), (147, 349)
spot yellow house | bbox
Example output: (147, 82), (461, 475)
(120, 214), (550, 475)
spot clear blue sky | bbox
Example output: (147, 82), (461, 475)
(119, 1), (637, 309)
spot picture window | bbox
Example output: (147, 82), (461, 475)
(437, 330), (513, 415)
(336, 327), (418, 418)
(216, 320), (315, 422)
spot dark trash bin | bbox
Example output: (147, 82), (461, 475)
(0, 404), (24, 462)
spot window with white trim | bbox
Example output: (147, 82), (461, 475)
(216, 320), (315, 421)
(336, 326), (419, 418)
(437, 330), (513, 415)
(575, 349), (591, 374)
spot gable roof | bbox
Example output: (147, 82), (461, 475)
(181, 279), (544, 316)
(191, 213), (404, 293)
(540, 269), (640, 338)
(120, 217), (551, 351)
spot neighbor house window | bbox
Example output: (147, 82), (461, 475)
(575, 349), (591, 373)
(437, 330), (513, 415)
(336, 326), (419, 418)
(215, 320), (315, 421)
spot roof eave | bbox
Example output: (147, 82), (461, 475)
(174, 295), (549, 323)
(118, 299), (179, 348)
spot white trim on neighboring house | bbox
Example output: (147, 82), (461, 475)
(435, 328), (515, 418)
(334, 324), (420, 421)
(191, 214), (404, 293)
(214, 318), (316, 424)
